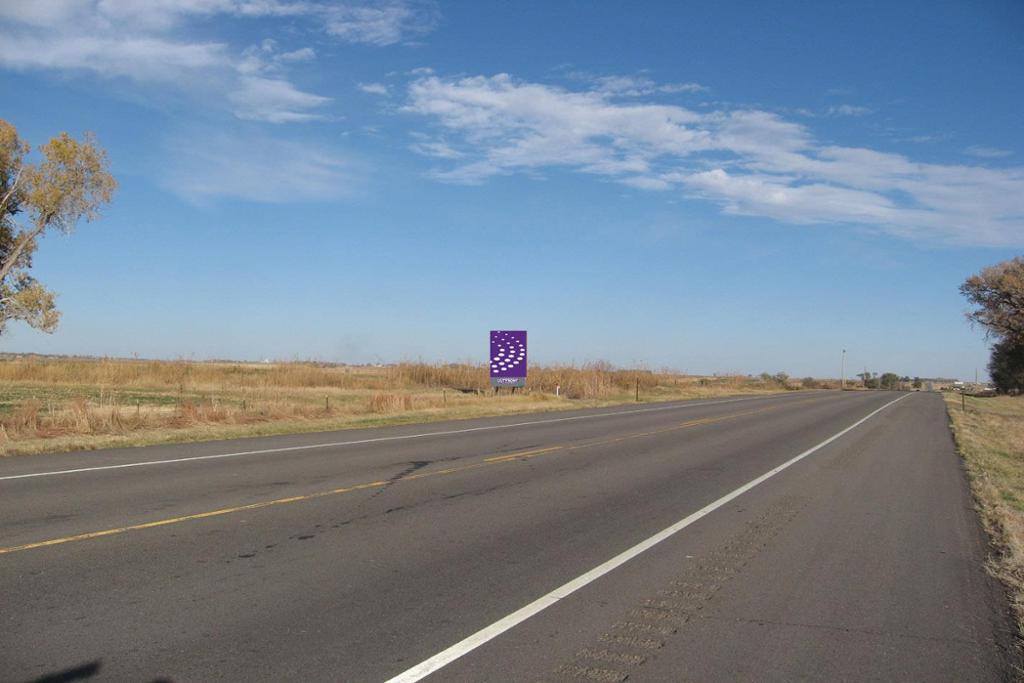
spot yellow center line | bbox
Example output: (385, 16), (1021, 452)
(484, 446), (564, 463)
(0, 396), (823, 556)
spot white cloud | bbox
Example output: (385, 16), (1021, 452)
(225, 40), (328, 121)
(964, 145), (1012, 159)
(238, 39), (317, 74)
(164, 130), (355, 202)
(799, 104), (874, 118)
(406, 73), (1024, 247)
(0, 1), (303, 32)
(659, 82), (708, 94)
(825, 104), (873, 117)
(0, 32), (227, 82)
(323, 2), (437, 46)
(409, 139), (463, 159)
(0, 1), (435, 38)
(0, 0), (435, 120)
(902, 134), (950, 144)
(358, 82), (390, 95)
(825, 86), (856, 97)
(593, 75), (706, 97)
(407, 74), (708, 184)
(230, 76), (330, 122)
(684, 169), (928, 229)
(278, 47), (315, 62)
(620, 176), (672, 191)
(0, 1), (97, 27)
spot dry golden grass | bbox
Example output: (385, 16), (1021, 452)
(0, 356), (806, 456)
(945, 393), (1024, 631)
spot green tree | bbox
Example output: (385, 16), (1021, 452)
(879, 372), (900, 390)
(912, 377), (922, 389)
(989, 340), (1024, 394)
(0, 119), (116, 334)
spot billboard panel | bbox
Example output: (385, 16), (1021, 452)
(490, 330), (527, 387)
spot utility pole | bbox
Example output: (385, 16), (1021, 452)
(841, 349), (846, 390)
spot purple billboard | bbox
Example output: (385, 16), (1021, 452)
(490, 330), (527, 387)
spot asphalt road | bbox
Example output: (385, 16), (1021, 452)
(0, 391), (1015, 682)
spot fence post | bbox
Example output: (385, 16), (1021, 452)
(635, 377), (640, 402)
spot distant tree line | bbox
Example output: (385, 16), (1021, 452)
(854, 371), (905, 390)
(961, 257), (1024, 394)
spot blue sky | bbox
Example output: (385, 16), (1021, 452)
(1, 0), (1021, 380)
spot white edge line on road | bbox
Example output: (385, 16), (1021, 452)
(383, 392), (911, 683)
(0, 393), (814, 482)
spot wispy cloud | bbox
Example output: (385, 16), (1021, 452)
(358, 82), (390, 96)
(227, 39), (331, 121)
(406, 73), (1024, 247)
(0, 1), (435, 120)
(619, 175), (672, 191)
(239, 39), (316, 76)
(825, 86), (856, 97)
(825, 104), (873, 117)
(964, 145), (1013, 159)
(163, 130), (355, 203)
(797, 104), (874, 118)
(409, 138), (463, 159)
(0, 1), (436, 41)
(230, 76), (331, 123)
(323, 2), (438, 46)
(593, 75), (707, 97)
(900, 133), (952, 144)
(278, 47), (316, 63)
(0, 31), (227, 83)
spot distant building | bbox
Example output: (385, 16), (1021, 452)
(923, 378), (959, 391)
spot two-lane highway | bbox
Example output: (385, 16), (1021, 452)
(0, 391), (1015, 681)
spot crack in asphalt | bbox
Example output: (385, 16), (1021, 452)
(547, 495), (809, 682)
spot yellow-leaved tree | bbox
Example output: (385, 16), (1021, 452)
(0, 119), (116, 334)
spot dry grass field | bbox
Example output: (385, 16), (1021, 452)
(945, 393), (1024, 631)
(0, 356), (817, 457)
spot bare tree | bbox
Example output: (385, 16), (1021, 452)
(960, 257), (1024, 344)
(961, 257), (1024, 394)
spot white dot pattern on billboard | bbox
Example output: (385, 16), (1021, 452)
(490, 330), (527, 379)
